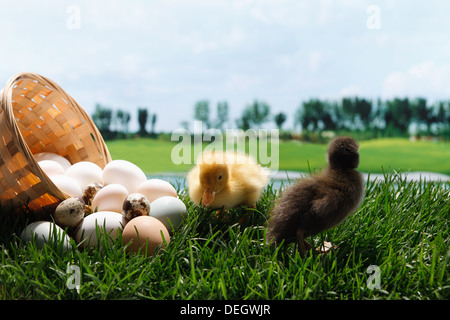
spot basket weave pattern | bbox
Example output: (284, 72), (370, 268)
(0, 72), (111, 213)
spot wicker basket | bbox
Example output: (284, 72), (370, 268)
(0, 72), (111, 214)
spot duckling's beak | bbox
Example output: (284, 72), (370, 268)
(202, 187), (215, 206)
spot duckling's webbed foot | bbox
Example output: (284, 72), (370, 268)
(213, 209), (228, 220)
(316, 241), (338, 254)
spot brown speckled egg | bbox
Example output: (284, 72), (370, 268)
(122, 216), (170, 256)
(122, 193), (151, 220)
(53, 197), (86, 228)
(82, 182), (103, 205)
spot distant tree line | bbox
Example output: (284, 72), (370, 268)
(91, 96), (450, 142)
(192, 97), (450, 141)
(191, 99), (287, 132)
(91, 104), (157, 140)
(295, 97), (450, 140)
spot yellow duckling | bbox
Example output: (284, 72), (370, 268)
(187, 151), (270, 210)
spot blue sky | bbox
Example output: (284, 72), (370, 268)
(1, 0), (449, 132)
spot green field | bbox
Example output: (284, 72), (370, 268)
(106, 137), (450, 175)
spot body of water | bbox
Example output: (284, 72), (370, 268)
(149, 171), (450, 191)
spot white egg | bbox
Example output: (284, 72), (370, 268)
(49, 174), (83, 198)
(150, 196), (186, 233)
(102, 160), (147, 193)
(21, 221), (72, 251)
(75, 211), (125, 247)
(66, 161), (103, 190)
(38, 160), (65, 177)
(91, 183), (128, 213)
(137, 179), (178, 203)
(33, 152), (72, 171)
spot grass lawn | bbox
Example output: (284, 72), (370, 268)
(0, 173), (449, 300)
(359, 138), (450, 175)
(106, 137), (450, 175)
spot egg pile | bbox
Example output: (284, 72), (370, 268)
(21, 152), (187, 256)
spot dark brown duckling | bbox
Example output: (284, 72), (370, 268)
(266, 136), (365, 255)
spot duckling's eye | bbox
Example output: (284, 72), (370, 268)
(218, 174), (223, 180)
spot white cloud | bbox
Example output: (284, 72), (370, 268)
(247, 0), (311, 27)
(225, 73), (261, 92)
(308, 51), (325, 72)
(340, 85), (364, 97)
(275, 50), (326, 73)
(317, 0), (333, 27)
(382, 61), (450, 99)
(181, 27), (246, 55)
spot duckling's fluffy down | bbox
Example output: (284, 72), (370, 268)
(187, 151), (270, 209)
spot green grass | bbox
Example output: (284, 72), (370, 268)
(1, 173), (449, 300)
(106, 138), (190, 173)
(359, 138), (450, 175)
(106, 137), (450, 175)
